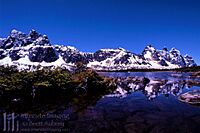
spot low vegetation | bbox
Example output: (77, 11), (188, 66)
(174, 66), (200, 72)
(0, 65), (116, 113)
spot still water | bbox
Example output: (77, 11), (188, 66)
(66, 72), (200, 133)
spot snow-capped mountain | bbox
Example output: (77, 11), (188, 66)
(0, 29), (197, 71)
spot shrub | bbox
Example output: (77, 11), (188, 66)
(0, 66), (116, 112)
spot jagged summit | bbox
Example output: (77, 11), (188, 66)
(0, 29), (197, 71)
(162, 47), (168, 51)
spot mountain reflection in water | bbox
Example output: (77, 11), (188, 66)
(101, 72), (200, 100)
(64, 72), (200, 133)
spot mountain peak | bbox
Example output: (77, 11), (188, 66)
(145, 45), (156, 51)
(10, 29), (24, 38)
(0, 29), (197, 71)
(170, 47), (181, 56)
(162, 47), (168, 51)
(10, 29), (19, 34)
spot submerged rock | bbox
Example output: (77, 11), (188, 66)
(178, 90), (200, 105)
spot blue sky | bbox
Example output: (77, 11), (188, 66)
(0, 0), (200, 64)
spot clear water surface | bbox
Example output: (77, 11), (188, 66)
(65, 72), (200, 133)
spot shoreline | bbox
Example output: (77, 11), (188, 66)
(96, 66), (200, 73)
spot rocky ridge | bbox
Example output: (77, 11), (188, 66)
(0, 29), (197, 71)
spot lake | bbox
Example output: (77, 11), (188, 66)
(65, 72), (200, 133)
(1, 71), (200, 133)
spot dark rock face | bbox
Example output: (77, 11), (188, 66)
(9, 49), (21, 61)
(0, 29), (197, 69)
(152, 52), (160, 61)
(43, 47), (58, 62)
(184, 55), (197, 67)
(141, 45), (195, 67)
(0, 49), (6, 59)
(163, 47), (168, 51)
(28, 29), (40, 40)
(4, 36), (15, 49)
(3, 30), (27, 49)
(22, 29), (40, 46)
(29, 47), (44, 62)
(29, 46), (58, 62)
(161, 51), (171, 62)
(0, 38), (6, 49)
(93, 50), (117, 62)
(158, 59), (168, 66)
(34, 35), (50, 46)
(0, 29), (50, 50)
(56, 45), (88, 64)
(114, 54), (131, 65)
(170, 55), (186, 66)
(0, 30), (26, 49)
(62, 52), (88, 64)
(83, 53), (94, 62)
(169, 48), (186, 66)
(68, 54), (88, 64)
(142, 45), (156, 55)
